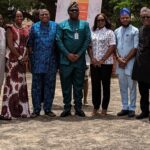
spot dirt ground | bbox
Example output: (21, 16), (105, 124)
(0, 73), (150, 150)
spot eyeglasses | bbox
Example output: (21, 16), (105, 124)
(141, 16), (150, 19)
(97, 19), (105, 22)
(69, 9), (79, 12)
(40, 13), (49, 16)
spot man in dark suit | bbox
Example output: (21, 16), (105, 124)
(132, 7), (150, 120)
(56, 2), (91, 117)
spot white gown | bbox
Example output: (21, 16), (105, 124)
(0, 27), (6, 88)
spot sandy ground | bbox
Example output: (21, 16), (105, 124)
(0, 73), (150, 150)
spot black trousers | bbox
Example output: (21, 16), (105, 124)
(90, 64), (113, 110)
(138, 81), (150, 115)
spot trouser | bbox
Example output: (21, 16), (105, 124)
(90, 64), (113, 110)
(60, 65), (85, 112)
(118, 71), (137, 111)
(41, 81), (44, 103)
(138, 81), (150, 115)
(32, 69), (57, 113)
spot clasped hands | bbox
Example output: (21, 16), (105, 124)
(117, 57), (128, 69)
(67, 53), (80, 62)
(91, 58), (104, 67)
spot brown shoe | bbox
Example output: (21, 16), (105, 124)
(30, 112), (40, 118)
(45, 111), (56, 117)
(101, 109), (107, 116)
(91, 109), (99, 116)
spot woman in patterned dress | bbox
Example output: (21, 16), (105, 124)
(88, 13), (116, 116)
(1, 10), (30, 119)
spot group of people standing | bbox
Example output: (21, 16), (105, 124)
(0, 2), (150, 121)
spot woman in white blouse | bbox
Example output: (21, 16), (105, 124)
(0, 26), (6, 95)
(88, 13), (116, 116)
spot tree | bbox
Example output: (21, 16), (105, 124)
(102, 0), (150, 28)
(0, 0), (35, 22)
(0, 0), (57, 22)
(0, 0), (149, 26)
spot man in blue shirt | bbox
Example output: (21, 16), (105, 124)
(115, 8), (139, 117)
(56, 2), (91, 117)
(28, 9), (58, 117)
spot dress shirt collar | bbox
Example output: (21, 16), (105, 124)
(95, 26), (107, 32)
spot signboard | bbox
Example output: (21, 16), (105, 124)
(78, 0), (89, 20)
(55, 0), (102, 28)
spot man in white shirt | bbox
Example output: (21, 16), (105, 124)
(115, 8), (139, 117)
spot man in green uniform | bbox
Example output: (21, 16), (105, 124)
(56, 2), (91, 117)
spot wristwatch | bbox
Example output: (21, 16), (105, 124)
(18, 56), (23, 64)
(18, 56), (23, 61)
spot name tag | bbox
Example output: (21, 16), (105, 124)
(74, 32), (79, 40)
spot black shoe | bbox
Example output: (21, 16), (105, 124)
(60, 111), (71, 117)
(136, 113), (149, 119)
(0, 115), (11, 120)
(117, 110), (129, 116)
(30, 112), (40, 118)
(128, 110), (135, 118)
(45, 111), (56, 117)
(75, 110), (86, 117)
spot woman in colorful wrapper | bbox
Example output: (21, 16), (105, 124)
(1, 10), (30, 120)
